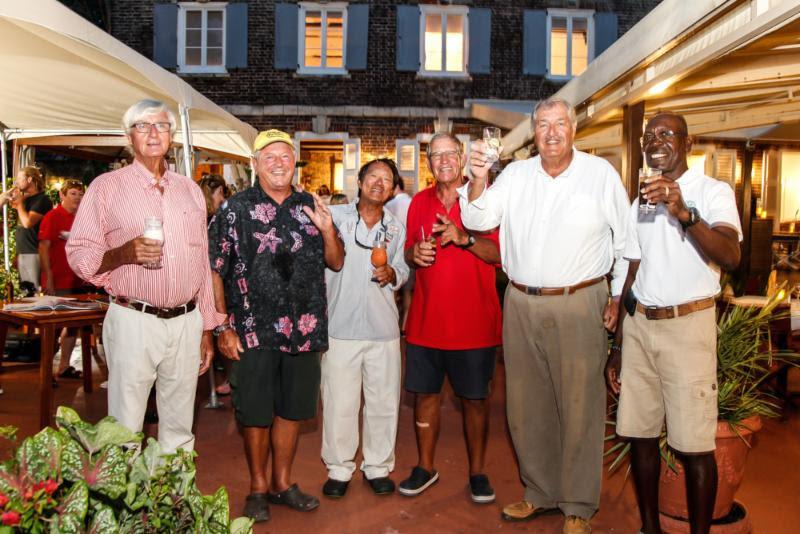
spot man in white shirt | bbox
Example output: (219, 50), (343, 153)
(606, 113), (741, 534)
(461, 97), (629, 534)
(320, 159), (409, 498)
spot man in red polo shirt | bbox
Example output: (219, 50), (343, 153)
(39, 179), (86, 379)
(399, 132), (502, 503)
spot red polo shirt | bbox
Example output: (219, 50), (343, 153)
(404, 186), (502, 350)
(39, 204), (83, 290)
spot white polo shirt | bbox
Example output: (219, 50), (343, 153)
(625, 167), (742, 307)
(458, 148), (630, 295)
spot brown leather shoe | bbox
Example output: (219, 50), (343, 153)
(501, 500), (559, 522)
(563, 515), (591, 534)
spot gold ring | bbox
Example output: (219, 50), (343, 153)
(665, 186), (670, 196)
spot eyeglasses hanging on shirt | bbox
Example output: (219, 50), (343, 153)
(353, 211), (388, 250)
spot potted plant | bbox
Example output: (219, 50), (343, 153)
(0, 407), (253, 533)
(605, 290), (799, 532)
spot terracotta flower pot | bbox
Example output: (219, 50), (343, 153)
(659, 415), (762, 520)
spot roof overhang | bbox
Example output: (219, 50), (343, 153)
(504, 0), (800, 152)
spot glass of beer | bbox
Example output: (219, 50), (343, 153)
(143, 217), (165, 270)
(638, 168), (662, 215)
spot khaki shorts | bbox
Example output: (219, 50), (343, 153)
(617, 306), (718, 453)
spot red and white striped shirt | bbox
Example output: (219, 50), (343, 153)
(66, 159), (225, 330)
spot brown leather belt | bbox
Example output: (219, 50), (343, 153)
(111, 296), (196, 319)
(636, 297), (715, 320)
(510, 276), (605, 296)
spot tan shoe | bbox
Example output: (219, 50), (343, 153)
(563, 515), (591, 534)
(501, 500), (560, 522)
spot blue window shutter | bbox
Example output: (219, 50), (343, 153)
(153, 3), (178, 69)
(594, 12), (618, 58)
(345, 4), (369, 70)
(467, 8), (491, 74)
(396, 5), (420, 72)
(226, 3), (248, 68)
(275, 3), (299, 70)
(523, 10), (546, 76)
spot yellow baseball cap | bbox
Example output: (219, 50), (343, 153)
(253, 129), (295, 152)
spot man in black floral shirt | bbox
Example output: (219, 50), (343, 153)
(209, 130), (344, 523)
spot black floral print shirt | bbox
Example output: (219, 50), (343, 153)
(208, 185), (328, 353)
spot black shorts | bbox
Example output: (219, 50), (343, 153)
(404, 343), (497, 399)
(231, 348), (321, 427)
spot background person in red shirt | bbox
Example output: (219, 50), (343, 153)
(399, 132), (502, 503)
(39, 179), (86, 379)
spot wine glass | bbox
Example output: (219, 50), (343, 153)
(638, 168), (662, 215)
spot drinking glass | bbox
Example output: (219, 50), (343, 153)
(371, 236), (388, 268)
(638, 168), (662, 215)
(420, 226), (436, 264)
(483, 127), (503, 165)
(143, 217), (164, 270)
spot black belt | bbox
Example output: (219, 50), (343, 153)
(111, 296), (196, 319)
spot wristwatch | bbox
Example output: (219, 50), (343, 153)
(459, 233), (476, 248)
(213, 323), (233, 337)
(680, 207), (701, 230)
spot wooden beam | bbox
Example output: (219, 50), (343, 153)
(739, 145), (754, 279)
(621, 102), (645, 201)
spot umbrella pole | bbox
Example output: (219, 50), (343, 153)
(179, 105), (193, 177)
(1, 129), (9, 271)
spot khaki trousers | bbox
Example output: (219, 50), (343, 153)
(103, 302), (203, 453)
(503, 282), (608, 519)
(321, 337), (401, 481)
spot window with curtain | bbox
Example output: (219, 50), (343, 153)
(547, 9), (593, 79)
(420, 5), (467, 76)
(299, 3), (347, 74)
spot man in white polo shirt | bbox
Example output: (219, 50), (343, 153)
(463, 97), (629, 534)
(606, 112), (741, 534)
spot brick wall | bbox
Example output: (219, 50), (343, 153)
(109, 0), (661, 108)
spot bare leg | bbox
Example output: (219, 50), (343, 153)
(462, 398), (489, 476)
(414, 393), (441, 472)
(270, 416), (301, 492)
(682, 452), (717, 534)
(630, 438), (662, 534)
(243, 426), (271, 494)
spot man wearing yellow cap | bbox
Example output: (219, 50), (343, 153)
(209, 129), (344, 522)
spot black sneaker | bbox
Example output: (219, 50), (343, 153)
(398, 466), (439, 497)
(469, 474), (495, 503)
(322, 478), (349, 498)
(366, 476), (395, 495)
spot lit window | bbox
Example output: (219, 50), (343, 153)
(547, 9), (593, 79)
(178, 3), (226, 74)
(420, 5), (467, 76)
(299, 3), (347, 74)
(779, 151), (800, 224)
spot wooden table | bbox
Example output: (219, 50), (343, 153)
(0, 304), (107, 428)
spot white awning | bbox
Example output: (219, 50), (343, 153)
(0, 0), (256, 158)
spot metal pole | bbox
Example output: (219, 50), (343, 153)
(0, 129), (9, 270)
(205, 365), (223, 409)
(178, 105), (193, 177)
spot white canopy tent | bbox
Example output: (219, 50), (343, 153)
(0, 0), (257, 269)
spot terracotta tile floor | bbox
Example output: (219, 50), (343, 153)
(1, 351), (798, 533)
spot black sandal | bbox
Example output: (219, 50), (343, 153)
(243, 492), (270, 522)
(267, 484), (320, 512)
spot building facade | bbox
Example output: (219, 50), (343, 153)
(107, 0), (660, 197)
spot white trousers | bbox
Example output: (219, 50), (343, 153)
(103, 302), (203, 453)
(321, 337), (401, 481)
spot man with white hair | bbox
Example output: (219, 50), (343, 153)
(462, 97), (630, 533)
(67, 99), (225, 453)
